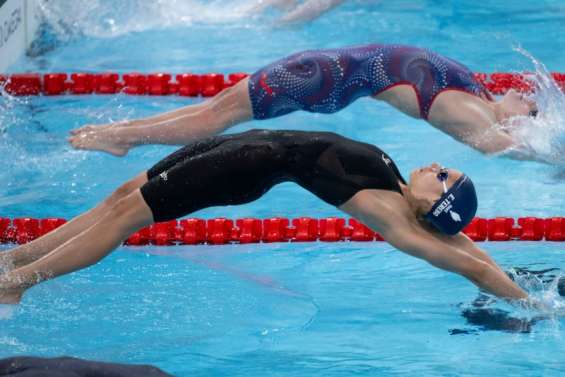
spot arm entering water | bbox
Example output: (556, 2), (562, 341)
(383, 225), (529, 301)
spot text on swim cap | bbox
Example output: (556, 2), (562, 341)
(433, 194), (455, 217)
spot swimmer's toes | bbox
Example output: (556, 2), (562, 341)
(68, 136), (83, 149)
(71, 125), (95, 135)
(69, 135), (128, 156)
(70, 127), (85, 136)
(70, 138), (93, 152)
(0, 287), (23, 305)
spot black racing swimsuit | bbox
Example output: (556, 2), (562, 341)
(141, 130), (406, 222)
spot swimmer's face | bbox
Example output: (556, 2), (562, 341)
(499, 89), (538, 119)
(408, 163), (464, 213)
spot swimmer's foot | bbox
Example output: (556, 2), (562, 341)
(0, 282), (24, 304)
(70, 125), (96, 135)
(0, 253), (14, 274)
(70, 120), (130, 136)
(69, 129), (132, 157)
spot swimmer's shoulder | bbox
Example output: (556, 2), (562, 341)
(428, 91), (496, 131)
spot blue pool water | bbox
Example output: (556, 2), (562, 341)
(1, 1), (564, 376)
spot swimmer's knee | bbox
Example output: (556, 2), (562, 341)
(209, 83), (240, 109)
(209, 80), (253, 122)
(109, 196), (135, 220)
(222, 76), (249, 99)
(108, 191), (152, 229)
(105, 177), (144, 207)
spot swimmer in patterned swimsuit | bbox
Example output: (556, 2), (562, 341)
(70, 44), (538, 159)
(2, 130), (529, 305)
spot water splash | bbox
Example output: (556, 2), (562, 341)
(38, 0), (260, 41)
(454, 268), (564, 334)
(0, 306), (16, 320)
(513, 268), (565, 315)
(499, 47), (565, 165)
(0, 90), (87, 176)
(0, 84), (31, 134)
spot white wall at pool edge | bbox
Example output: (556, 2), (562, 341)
(0, 0), (41, 72)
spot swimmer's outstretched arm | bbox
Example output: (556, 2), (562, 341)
(69, 79), (254, 156)
(465, 128), (556, 164)
(379, 223), (528, 301)
(430, 101), (551, 163)
(341, 192), (528, 301)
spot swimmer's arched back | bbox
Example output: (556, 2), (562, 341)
(69, 43), (539, 162)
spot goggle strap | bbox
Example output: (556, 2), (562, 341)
(442, 180), (448, 193)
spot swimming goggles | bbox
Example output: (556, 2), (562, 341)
(437, 167), (449, 193)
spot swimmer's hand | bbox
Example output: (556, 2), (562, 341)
(517, 297), (550, 311)
(516, 296), (564, 316)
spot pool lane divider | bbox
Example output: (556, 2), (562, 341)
(1, 72), (565, 97)
(0, 72), (249, 97)
(0, 217), (564, 245)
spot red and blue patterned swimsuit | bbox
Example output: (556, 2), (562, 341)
(248, 44), (492, 120)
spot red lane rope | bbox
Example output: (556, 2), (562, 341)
(0, 72), (249, 97)
(1, 72), (565, 97)
(1, 217), (564, 245)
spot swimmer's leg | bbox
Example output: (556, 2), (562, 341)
(68, 78), (254, 156)
(0, 137), (233, 302)
(0, 173), (148, 272)
(0, 136), (227, 272)
(70, 101), (210, 135)
(0, 189), (154, 304)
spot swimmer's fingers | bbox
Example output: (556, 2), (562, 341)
(516, 297), (550, 312)
(521, 296), (565, 315)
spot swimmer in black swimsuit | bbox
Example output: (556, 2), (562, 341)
(0, 130), (528, 305)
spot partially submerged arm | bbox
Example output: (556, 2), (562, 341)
(431, 100), (514, 154)
(381, 223), (529, 300)
(341, 191), (528, 301)
(429, 95), (552, 163)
